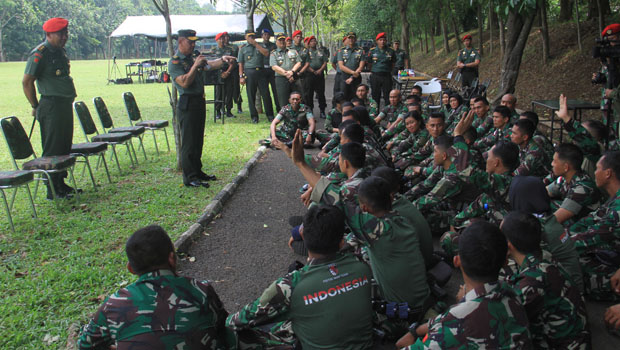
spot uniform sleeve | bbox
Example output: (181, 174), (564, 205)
(560, 182), (592, 214)
(237, 47), (245, 64)
(570, 206), (620, 253)
(24, 50), (44, 76)
(77, 301), (113, 349)
(336, 49), (344, 63)
(474, 49), (481, 61)
(168, 59), (186, 80)
(457, 51), (464, 63)
(414, 173), (464, 212)
(406, 167), (442, 200)
(564, 119), (601, 162)
(269, 52), (276, 67)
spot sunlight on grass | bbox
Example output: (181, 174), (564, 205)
(0, 59), (271, 349)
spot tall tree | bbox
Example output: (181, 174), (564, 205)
(0, 0), (33, 61)
(559, 0), (573, 22)
(539, 0), (550, 64)
(396, 0), (410, 57)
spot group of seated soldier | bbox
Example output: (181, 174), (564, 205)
(77, 86), (620, 349)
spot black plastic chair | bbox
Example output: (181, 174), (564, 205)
(0, 170), (37, 232)
(73, 101), (136, 174)
(0, 116), (79, 205)
(93, 97), (147, 162)
(123, 92), (170, 156)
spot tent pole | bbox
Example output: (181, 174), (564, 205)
(107, 36), (111, 84)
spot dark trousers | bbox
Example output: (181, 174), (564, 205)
(370, 72), (392, 109)
(303, 72), (327, 111)
(461, 69), (478, 88)
(265, 69), (281, 112)
(37, 96), (74, 187)
(245, 68), (274, 120)
(215, 75), (234, 113)
(340, 74), (361, 101)
(177, 95), (206, 184)
(332, 72), (342, 107)
(232, 72), (242, 108)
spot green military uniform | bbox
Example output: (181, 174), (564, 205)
(269, 47), (301, 111)
(367, 45), (395, 108)
(274, 103), (314, 143)
(363, 97), (379, 118)
(315, 107), (341, 146)
(292, 42), (308, 97)
(473, 123), (512, 152)
(376, 102), (407, 126)
(457, 47), (481, 87)
(238, 40), (274, 122)
(303, 46), (328, 114)
(211, 44), (237, 116)
(226, 253), (374, 349)
(393, 47), (409, 75)
(392, 128), (430, 161)
(405, 282), (532, 349)
(331, 47), (343, 102)
(445, 104), (469, 135)
(77, 269), (233, 349)
(392, 193), (434, 268)
(512, 139), (552, 178)
(569, 188), (620, 300)
(337, 45), (365, 100)
(546, 172), (601, 225)
(262, 39), (280, 112)
(508, 254), (590, 349)
(473, 112), (493, 136)
(168, 50), (209, 185)
(25, 39), (77, 191)
(230, 44), (243, 113)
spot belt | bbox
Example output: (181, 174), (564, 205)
(41, 95), (74, 100)
(372, 71), (391, 76)
(245, 67), (263, 71)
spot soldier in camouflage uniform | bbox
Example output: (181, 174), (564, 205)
(510, 119), (552, 177)
(387, 111), (429, 161)
(315, 92), (344, 146)
(473, 105), (513, 152)
(270, 92), (315, 146)
(78, 225), (234, 349)
(211, 32), (238, 119)
(396, 113), (446, 177)
(456, 34), (481, 88)
(337, 32), (365, 100)
(356, 84), (379, 119)
(375, 89), (407, 135)
(445, 93), (468, 135)
(226, 205), (374, 350)
(502, 212), (590, 349)
(399, 222), (532, 350)
(471, 95), (494, 136)
(545, 143), (601, 226)
(500, 93), (520, 124)
(568, 151), (620, 300)
(519, 111), (555, 162)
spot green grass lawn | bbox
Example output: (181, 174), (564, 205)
(0, 59), (270, 349)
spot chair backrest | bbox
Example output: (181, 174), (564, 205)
(73, 101), (99, 137)
(414, 80), (442, 95)
(0, 116), (35, 165)
(93, 97), (115, 129)
(123, 92), (142, 123)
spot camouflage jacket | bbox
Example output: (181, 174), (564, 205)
(325, 108), (342, 133)
(473, 123), (512, 152)
(406, 282), (532, 349)
(564, 119), (602, 163)
(453, 170), (512, 228)
(533, 131), (555, 163)
(393, 128), (430, 158)
(508, 254), (590, 349)
(569, 188), (620, 255)
(275, 104), (314, 140)
(77, 269), (232, 350)
(377, 102), (407, 124)
(546, 171), (601, 222)
(363, 97), (379, 118)
(445, 104), (468, 135)
(512, 139), (552, 178)
(310, 168), (368, 207)
(473, 114), (493, 137)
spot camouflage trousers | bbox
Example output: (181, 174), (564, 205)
(580, 253), (620, 301)
(314, 130), (335, 146)
(440, 230), (459, 258)
(419, 205), (455, 236)
(235, 320), (296, 350)
(275, 129), (312, 144)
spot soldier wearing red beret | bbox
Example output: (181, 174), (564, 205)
(303, 36), (329, 119)
(22, 17), (78, 199)
(457, 34), (481, 88)
(367, 32), (395, 109)
(211, 31), (238, 119)
(291, 30), (308, 97)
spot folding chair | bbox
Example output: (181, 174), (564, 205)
(1, 116), (79, 205)
(123, 92), (170, 156)
(0, 170), (37, 232)
(70, 139), (111, 190)
(93, 97), (147, 162)
(415, 78), (443, 111)
(73, 101), (136, 174)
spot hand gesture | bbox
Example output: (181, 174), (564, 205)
(555, 94), (571, 123)
(605, 304), (620, 330)
(454, 109), (475, 136)
(611, 268), (620, 295)
(291, 129), (305, 165)
(221, 55), (236, 63)
(193, 55), (208, 68)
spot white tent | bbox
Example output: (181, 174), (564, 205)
(110, 14), (271, 39)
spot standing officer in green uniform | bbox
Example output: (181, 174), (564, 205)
(211, 31), (237, 119)
(260, 28), (280, 113)
(238, 29), (274, 123)
(291, 30), (308, 98)
(457, 34), (481, 88)
(23, 17), (78, 199)
(331, 36), (347, 106)
(304, 36), (328, 119)
(270, 33), (302, 110)
(168, 29), (235, 188)
(223, 33), (243, 114)
(338, 32), (365, 100)
(367, 32), (395, 109)
(392, 39), (409, 75)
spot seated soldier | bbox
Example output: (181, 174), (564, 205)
(519, 111), (555, 162)
(315, 92), (345, 146)
(77, 225), (233, 349)
(500, 93), (520, 123)
(351, 96), (363, 107)
(510, 119), (552, 177)
(502, 211), (590, 349)
(304, 119), (356, 174)
(270, 91), (316, 147)
(473, 105), (513, 152)
(546, 143), (600, 225)
(355, 83), (379, 118)
(438, 90), (451, 119)
(227, 205), (375, 350)
(388, 111), (429, 163)
(397, 221), (532, 349)
(445, 93), (468, 134)
(374, 89), (407, 132)
(471, 95), (493, 137)
(398, 112), (446, 179)
(568, 150), (620, 300)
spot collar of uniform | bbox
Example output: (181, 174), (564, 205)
(176, 50), (189, 60)
(307, 253), (342, 266)
(276, 47), (287, 53)
(43, 40), (58, 53)
(137, 269), (176, 281)
(464, 281), (498, 301)
(519, 253), (543, 271)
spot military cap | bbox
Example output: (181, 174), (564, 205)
(462, 34), (472, 41)
(376, 32), (386, 41)
(245, 29), (256, 36)
(215, 32), (227, 41)
(178, 29), (198, 41)
(261, 28), (272, 35)
(292, 30), (302, 38)
(307, 35), (316, 43)
(276, 33), (286, 40)
(602, 23), (620, 37)
(42, 17), (68, 33)
(286, 37), (292, 41)
(393, 39), (400, 44)
(346, 31), (357, 38)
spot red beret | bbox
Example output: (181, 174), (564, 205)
(42, 17), (68, 33)
(292, 30), (302, 38)
(462, 34), (472, 41)
(602, 23), (620, 37)
(308, 35), (316, 42)
(286, 37), (291, 41)
(215, 32), (224, 41)
(303, 37), (309, 44)
(376, 32), (386, 41)
(343, 35), (347, 42)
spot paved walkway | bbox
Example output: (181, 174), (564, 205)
(178, 71), (620, 349)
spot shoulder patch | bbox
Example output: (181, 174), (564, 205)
(38, 45), (46, 52)
(171, 60), (180, 64)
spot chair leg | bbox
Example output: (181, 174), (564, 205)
(163, 127), (171, 152)
(110, 144), (123, 174)
(99, 152), (113, 184)
(0, 188), (15, 232)
(128, 139), (139, 166)
(138, 135), (148, 161)
(81, 155), (98, 191)
(24, 183), (37, 219)
(68, 167), (79, 202)
(125, 142), (136, 168)
(150, 129), (160, 156)
(40, 172), (61, 209)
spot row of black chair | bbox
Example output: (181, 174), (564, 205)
(0, 92), (170, 232)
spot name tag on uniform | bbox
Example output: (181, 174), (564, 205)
(470, 52), (476, 57)
(247, 55), (252, 60)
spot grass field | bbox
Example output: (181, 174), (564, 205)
(0, 59), (270, 349)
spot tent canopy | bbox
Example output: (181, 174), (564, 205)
(110, 14), (273, 40)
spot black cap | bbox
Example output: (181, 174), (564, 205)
(346, 31), (357, 38)
(178, 29), (198, 41)
(245, 29), (256, 36)
(276, 32), (286, 40)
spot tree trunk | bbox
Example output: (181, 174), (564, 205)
(499, 14), (506, 58)
(0, 26), (5, 62)
(424, 25), (429, 53)
(539, 0), (550, 64)
(397, 0), (411, 59)
(575, 0), (582, 51)
(489, 1), (493, 55)
(448, 0), (461, 50)
(559, 0), (573, 22)
(246, 0), (256, 30)
(494, 4), (538, 103)
(283, 0), (292, 35)
(477, 2), (484, 56)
